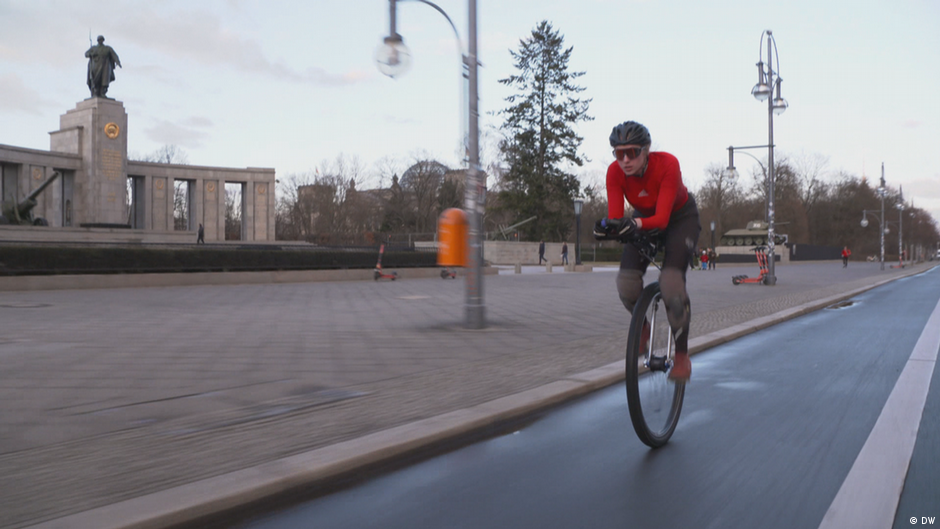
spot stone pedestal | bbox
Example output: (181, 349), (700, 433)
(51, 98), (128, 225)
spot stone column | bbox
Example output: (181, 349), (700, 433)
(193, 178), (203, 235)
(152, 177), (168, 230)
(168, 177), (176, 231)
(253, 181), (268, 241)
(203, 180), (219, 241)
(53, 98), (128, 225)
(143, 174), (152, 230)
(269, 179), (277, 241)
(243, 181), (254, 241)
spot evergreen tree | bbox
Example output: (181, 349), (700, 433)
(496, 20), (592, 241)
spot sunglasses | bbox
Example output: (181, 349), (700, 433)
(613, 147), (644, 161)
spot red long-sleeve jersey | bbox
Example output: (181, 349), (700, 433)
(606, 152), (689, 230)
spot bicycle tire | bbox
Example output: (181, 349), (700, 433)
(625, 281), (685, 448)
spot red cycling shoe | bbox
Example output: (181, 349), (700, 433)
(669, 351), (691, 381)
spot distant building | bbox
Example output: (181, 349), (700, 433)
(0, 97), (275, 243)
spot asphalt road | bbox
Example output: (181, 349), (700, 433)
(232, 267), (940, 529)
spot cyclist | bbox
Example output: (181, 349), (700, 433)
(594, 121), (701, 381)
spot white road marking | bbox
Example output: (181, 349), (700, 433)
(818, 296), (940, 529)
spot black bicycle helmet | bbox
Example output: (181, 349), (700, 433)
(609, 121), (651, 147)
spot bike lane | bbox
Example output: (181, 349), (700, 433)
(892, 310), (940, 528)
(817, 269), (940, 528)
(225, 268), (940, 529)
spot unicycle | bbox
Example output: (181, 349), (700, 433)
(625, 280), (685, 448)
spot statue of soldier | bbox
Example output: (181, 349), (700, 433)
(85, 35), (122, 98)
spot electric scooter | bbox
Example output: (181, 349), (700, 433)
(374, 243), (398, 281)
(732, 246), (769, 285)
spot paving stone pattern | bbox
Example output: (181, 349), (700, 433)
(0, 261), (931, 528)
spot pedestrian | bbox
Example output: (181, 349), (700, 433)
(709, 248), (718, 270)
(539, 240), (546, 264)
(841, 245), (851, 268)
(561, 242), (569, 265)
(197, 223), (205, 244)
(700, 248), (708, 270)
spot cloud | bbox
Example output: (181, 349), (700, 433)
(901, 177), (940, 200)
(109, 6), (370, 87)
(144, 119), (210, 149)
(0, 74), (58, 115)
(901, 119), (924, 128)
(0, 2), (370, 86)
(384, 115), (418, 125)
(183, 116), (213, 127)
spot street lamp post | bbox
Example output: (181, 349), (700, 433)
(749, 30), (788, 286)
(573, 199), (583, 266)
(378, 0), (485, 329)
(860, 164), (888, 271)
(861, 210), (885, 270)
(895, 200), (904, 268)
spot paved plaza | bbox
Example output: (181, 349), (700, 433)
(0, 260), (934, 528)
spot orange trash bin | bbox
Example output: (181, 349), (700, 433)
(438, 208), (468, 267)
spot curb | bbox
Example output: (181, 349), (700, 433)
(0, 267), (499, 292)
(26, 265), (935, 528)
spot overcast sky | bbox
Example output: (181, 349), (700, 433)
(1, 0), (938, 224)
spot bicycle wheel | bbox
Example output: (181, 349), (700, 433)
(625, 282), (685, 448)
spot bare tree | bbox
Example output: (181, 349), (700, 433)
(276, 172), (316, 241)
(275, 155), (380, 244)
(382, 173), (410, 235)
(787, 153), (832, 244)
(313, 154), (368, 243)
(792, 153), (831, 214)
(400, 158), (449, 234)
(173, 181), (189, 231)
(132, 145), (190, 165)
(224, 185), (241, 240)
(437, 174), (464, 213)
(695, 163), (745, 247)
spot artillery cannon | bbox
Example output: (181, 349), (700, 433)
(0, 171), (60, 226)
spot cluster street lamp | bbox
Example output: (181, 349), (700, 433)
(747, 30), (788, 285)
(377, 0), (485, 329)
(892, 198), (905, 268)
(573, 198), (583, 266)
(860, 164), (888, 270)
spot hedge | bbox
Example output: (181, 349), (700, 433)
(0, 246), (437, 276)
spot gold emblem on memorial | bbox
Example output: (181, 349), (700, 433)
(104, 122), (120, 139)
(206, 182), (216, 192)
(257, 185), (266, 195)
(155, 180), (164, 190)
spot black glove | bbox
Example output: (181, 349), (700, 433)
(593, 218), (613, 240)
(614, 217), (638, 240)
(593, 217), (638, 241)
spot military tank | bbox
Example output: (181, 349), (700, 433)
(719, 220), (787, 247)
